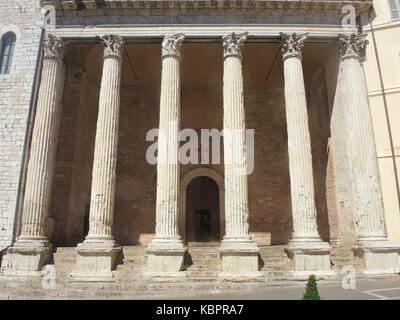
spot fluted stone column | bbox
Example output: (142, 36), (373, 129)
(6, 35), (65, 275)
(336, 34), (399, 274)
(146, 34), (186, 276)
(71, 35), (124, 282)
(219, 32), (262, 280)
(280, 33), (334, 279)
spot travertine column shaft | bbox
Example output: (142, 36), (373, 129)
(86, 35), (124, 241)
(280, 33), (333, 278)
(222, 32), (252, 241)
(337, 34), (386, 242)
(280, 33), (320, 241)
(153, 34), (185, 245)
(218, 33), (260, 278)
(19, 34), (65, 240)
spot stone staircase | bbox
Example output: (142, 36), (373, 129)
(330, 244), (362, 274)
(116, 246), (147, 272)
(0, 243), (368, 299)
(184, 243), (221, 281)
(52, 247), (76, 282)
(259, 245), (292, 280)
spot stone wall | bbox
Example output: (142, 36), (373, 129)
(0, 0), (43, 249)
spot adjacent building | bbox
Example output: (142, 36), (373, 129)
(362, 0), (400, 261)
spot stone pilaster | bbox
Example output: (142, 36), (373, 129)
(336, 34), (399, 274)
(280, 33), (334, 279)
(219, 32), (262, 280)
(146, 34), (187, 278)
(70, 35), (124, 282)
(5, 34), (65, 276)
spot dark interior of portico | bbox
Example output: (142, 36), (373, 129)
(47, 39), (337, 248)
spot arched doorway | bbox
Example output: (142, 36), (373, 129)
(180, 168), (225, 243)
(186, 177), (219, 242)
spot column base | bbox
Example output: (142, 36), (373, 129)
(354, 238), (400, 276)
(145, 237), (187, 274)
(3, 237), (51, 276)
(69, 238), (121, 282)
(219, 237), (263, 281)
(287, 239), (336, 280)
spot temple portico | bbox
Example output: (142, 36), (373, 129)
(2, 0), (398, 285)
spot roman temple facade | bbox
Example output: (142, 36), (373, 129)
(0, 0), (399, 293)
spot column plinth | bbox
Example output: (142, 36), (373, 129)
(5, 35), (65, 276)
(145, 34), (187, 279)
(219, 32), (262, 281)
(336, 34), (399, 275)
(70, 35), (124, 282)
(280, 33), (334, 279)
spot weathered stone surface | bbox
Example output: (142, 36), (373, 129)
(1, 0), (398, 292)
(281, 32), (334, 278)
(70, 35), (124, 281)
(219, 32), (261, 280)
(5, 34), (65, 275)
(336, 34), (400, 275)
(145, 34), (186, 275)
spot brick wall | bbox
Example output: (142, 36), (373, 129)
(49, 70), (332, 246)
(308, 67), (331, 242)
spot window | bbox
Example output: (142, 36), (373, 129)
(0, 32), (16, 74)
(388, 0), (400, 20)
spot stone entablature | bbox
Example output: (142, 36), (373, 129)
(40, 0), (372, 17)
(43, 25), (359, 40)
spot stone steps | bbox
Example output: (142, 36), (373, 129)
(258, 245), (292, 275)
(186, 264), (221, 271)
(184, 245), (222, 279)
(52, 245), (296, 281)
(52, 245), (361, 273)
(186, 270), (220, 277)
(262, 264), (291, 269)
(330, 246), (362, 272)
(261, 257), (290, 263)
(53, 247), (76, 271)
(66, 279), (223, 292)
(186, 258), (220, 265)
(1, 239), (392, 300)
(0, 243), (379, 300)
(116, 264), (147, 271)
(6, 244), (364, 299)
(1, 274), (310, 299)
(189, 253), (219, 259)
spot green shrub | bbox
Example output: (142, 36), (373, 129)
(302, 275), (321, 300)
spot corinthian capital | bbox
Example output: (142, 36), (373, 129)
(223, 32), (248, 59)
(338, 34), (368, 61)
(280, 32), (308, 61)
(43, 34), (65, 60)
(162, 33), (185, 59)
(101, 35), (124, 59)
